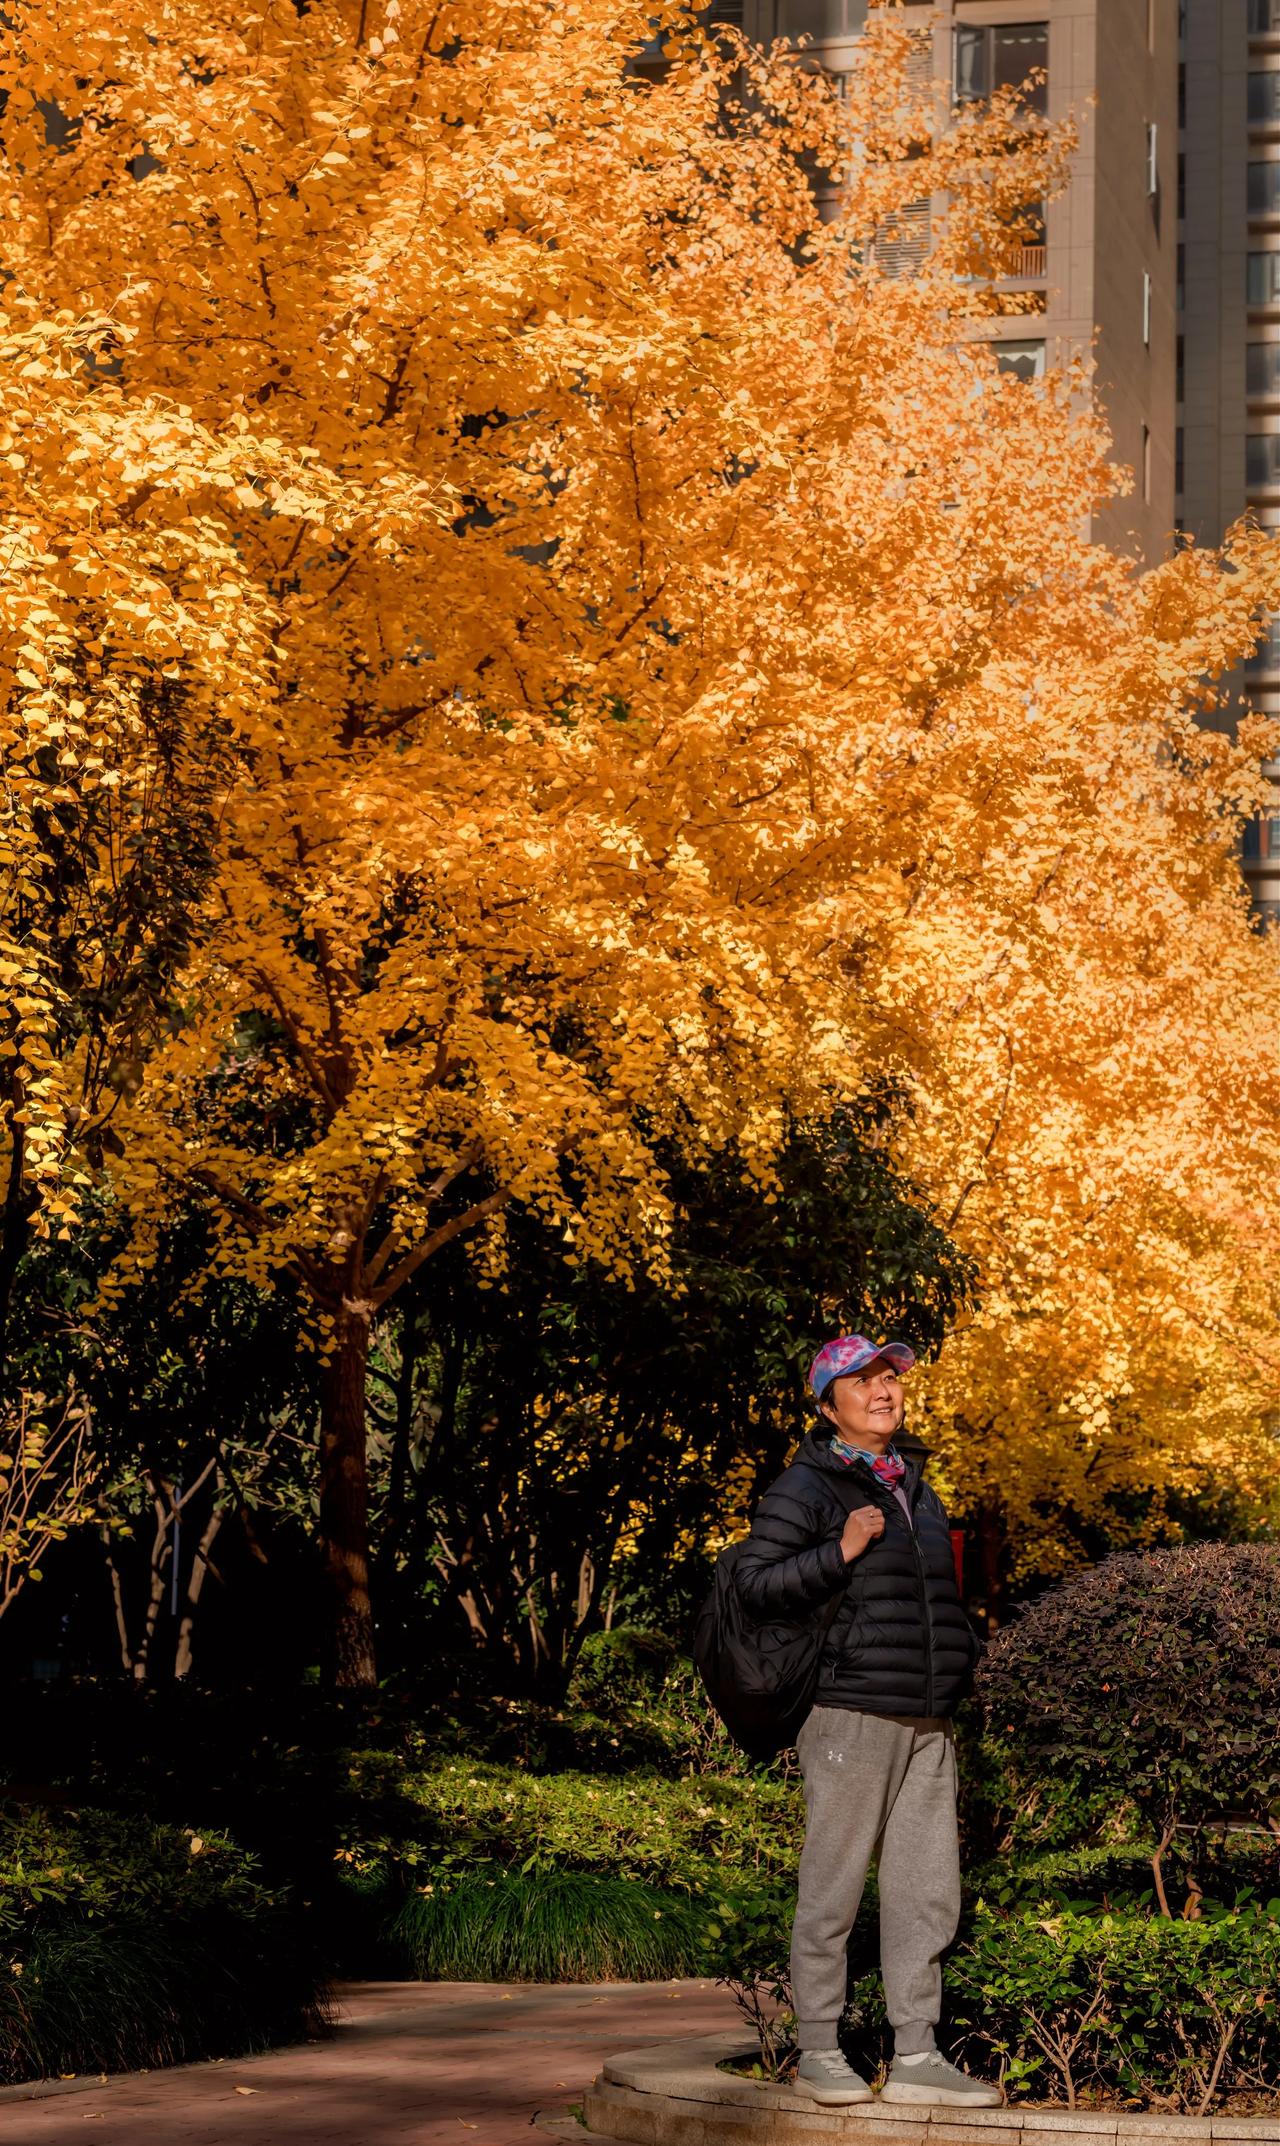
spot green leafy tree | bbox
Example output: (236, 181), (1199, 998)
(8, 1210), (317, 1680)
(379, 1105), (969, 1686)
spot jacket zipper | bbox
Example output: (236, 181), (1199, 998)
(839, 1460), (936, 1713)
(908, 1490), (935, 1716)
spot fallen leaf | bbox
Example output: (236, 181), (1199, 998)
(233, 2086), (259, 2096)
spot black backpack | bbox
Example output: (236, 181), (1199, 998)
(691, 1483), (854, 1761)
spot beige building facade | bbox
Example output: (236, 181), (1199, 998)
(741, 0), (1181, 561)
(1179, 0), (1280, 919)
(734, 0), (1280, 918)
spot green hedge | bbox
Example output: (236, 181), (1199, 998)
(979, 1546), (1280, 1849)
(337, 1755), (800, 1897)
(948, 1905), (1280, 2112)
(0, 1803), (330, 2084)
(975, 1837), (1280, 1920)
(836, 1900), (1280, 2111)
(567, 1628), (682, 1716)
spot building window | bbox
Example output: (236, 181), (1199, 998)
(779, 0), (867, 38)
(1246, 613), (1280, 667)
(1143, 269), (1152, 346)
(994, 338), (1047, 382)
(1243, 815), (1280, 859)
(1142, 424), (1152, 504)
(1247, 70), (1280, 121)
(1249, 161), (1280, 214)
(1250, 0), (1280, 32)
(1146, 121), (1159, 198)
(955, 24), (1049, 114)
(1248, 341), (1280, 393)
(1247, 433), (1280, 486)
(1001, 199), (1047, 279)
(1247, 250), (1280, 302)
(871, 197), (932, 277)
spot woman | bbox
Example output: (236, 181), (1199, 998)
(735, 1333), (999, 2109)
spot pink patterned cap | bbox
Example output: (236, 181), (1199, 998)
(808, 1335), (916, 1401)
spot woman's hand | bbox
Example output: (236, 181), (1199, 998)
(839, 1505), (886, 1564)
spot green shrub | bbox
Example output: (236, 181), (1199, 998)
(338, 1757), (802, 1897)
(947, 1904), (1280, 2112)
(389, 1868), (707, 1980)
(958, 1710), (1135, 1861)
(0, 1803), (330, 2084)
(974, 1836), (1280, 1921)
(834, 1904), (1280, 2111)
(568, 1629), (680, 1716)
(980, 1547), (1280, 1872)
(702, 1879), (795, 1977)
(974, 1845), (1162, 1915)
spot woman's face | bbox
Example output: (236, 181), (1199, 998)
(821, 1363), (906, 1449)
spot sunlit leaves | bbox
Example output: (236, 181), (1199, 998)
(1, 2), (1279, 1583)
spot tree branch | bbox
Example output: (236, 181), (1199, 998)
(370, 1186), (510, 1310)
(363, 1145), (480, 1289)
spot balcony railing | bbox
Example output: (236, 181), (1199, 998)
(1005, 243), (1047, 279)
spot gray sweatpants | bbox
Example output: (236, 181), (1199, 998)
(791, 1705), (961, 2054)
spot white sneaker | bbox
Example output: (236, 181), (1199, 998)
(795, 2050), (876, 2105)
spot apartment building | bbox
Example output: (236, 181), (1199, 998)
(740, 0), (1181, 561)
(1180, 0), (1280, 919)
(729, 1), (1280, 919)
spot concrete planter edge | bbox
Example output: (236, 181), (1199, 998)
(583, 2034), (1280, 2146)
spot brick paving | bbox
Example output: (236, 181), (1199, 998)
(1, 1979), (739, 2146)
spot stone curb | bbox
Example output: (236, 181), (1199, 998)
(0, 2075), (110, 2107)
(538, 2116), (617, 2144)
(584, 2035), (1280, 2146)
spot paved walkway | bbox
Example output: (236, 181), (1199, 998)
(3, 1980), (739, 2145)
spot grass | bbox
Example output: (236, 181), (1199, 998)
(0, 1918), (333, 2084)
(389, 1867), (710, 1982)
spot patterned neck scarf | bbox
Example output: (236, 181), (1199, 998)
(832, 1438), (906, 1489)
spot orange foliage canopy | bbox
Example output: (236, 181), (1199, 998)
(3, 2), (1279, 1668)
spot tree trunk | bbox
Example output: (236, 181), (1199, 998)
(319, 1306), (377, 1688)
(374, 1299), (421, 1657)
(175, 1505), (224, 1678)
(135, 1482), (173, 1681)
(100, 1521), (135, 1674)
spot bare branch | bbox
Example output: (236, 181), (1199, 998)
(370, 1186), (510, 1310)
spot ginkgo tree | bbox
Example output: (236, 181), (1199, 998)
(4, 1), (1280, 1678)
(0, 305), (344, 1381)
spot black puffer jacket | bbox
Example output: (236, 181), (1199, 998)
(735, 1431), (978, 1719)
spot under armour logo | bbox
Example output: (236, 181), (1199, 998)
(827, 1748), (844, 1763)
